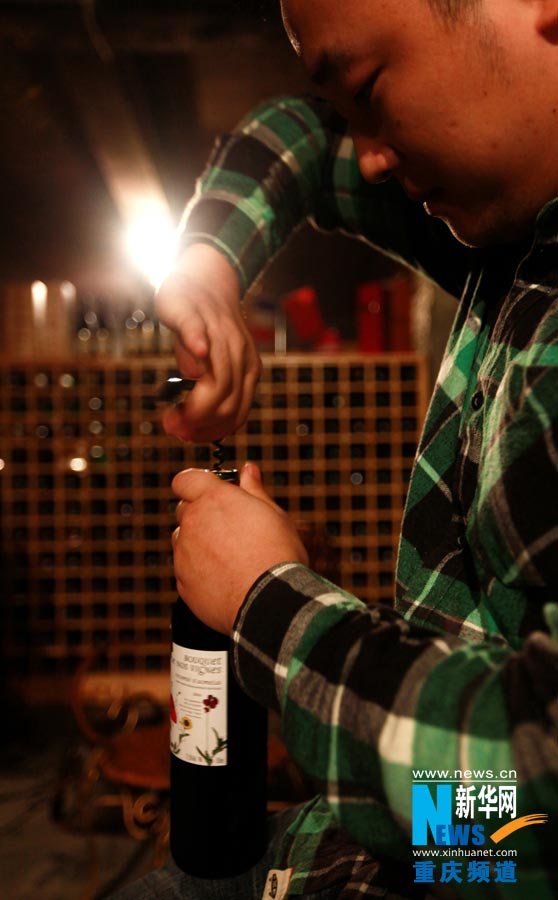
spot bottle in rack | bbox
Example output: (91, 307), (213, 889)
(169, 468), (269, 879)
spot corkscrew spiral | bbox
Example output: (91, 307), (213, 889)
(211, 440), (226, 472)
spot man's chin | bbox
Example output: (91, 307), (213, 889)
(424, 201), (533, 248)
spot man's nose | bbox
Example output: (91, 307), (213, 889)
(352, 131), (398, 184)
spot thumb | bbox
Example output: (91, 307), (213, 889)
(240, 462), (277, 508)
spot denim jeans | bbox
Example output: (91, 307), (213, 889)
(108, 805), (342, 900)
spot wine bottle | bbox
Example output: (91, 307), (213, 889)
(169, 468), (269, 878)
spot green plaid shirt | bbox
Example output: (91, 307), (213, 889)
(180, 96), (558, 898)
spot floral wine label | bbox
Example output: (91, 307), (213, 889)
(170, 643), (228, 766)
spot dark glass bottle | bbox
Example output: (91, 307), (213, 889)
(169, 469), (268, 878)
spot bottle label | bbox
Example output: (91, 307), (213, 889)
(170, 643), (228, 766)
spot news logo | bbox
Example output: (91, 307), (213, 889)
(410, 769), (548, 886)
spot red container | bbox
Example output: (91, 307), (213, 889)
(283, 286), (325, 344)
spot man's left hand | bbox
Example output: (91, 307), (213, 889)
(172, 463), (309, 634)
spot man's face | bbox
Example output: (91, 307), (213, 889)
(282, 0), (556, 246)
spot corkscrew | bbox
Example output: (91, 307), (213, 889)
(211, 439), (227, 473)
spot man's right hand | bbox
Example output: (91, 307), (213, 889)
(155, 243), (262, 442)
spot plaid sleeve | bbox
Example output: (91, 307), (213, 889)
(177, 94), (478, 298)
(231, 562), (558, 885)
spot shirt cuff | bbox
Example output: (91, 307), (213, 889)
(177, 181), (280, 294)
(230, 562), (367, 712)
(176, 200), (251, 294)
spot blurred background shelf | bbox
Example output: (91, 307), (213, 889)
(0, 351), (428, 705)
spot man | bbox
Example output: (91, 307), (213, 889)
(112, 0), (558, 897)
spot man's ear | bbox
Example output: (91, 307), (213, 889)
(535, 0), (558, 43)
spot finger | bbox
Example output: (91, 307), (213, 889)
(156, 276), (210, 360)
(178, 320), (257, 440)
(214, 320), (259, 423)
(174, 334), (208, 376)
(239, 462), (280, 509)
(181, 339), (234, 420)
(166, 321), (260, 442)
(222, 335), (259, 433)
(181, 326), (209, 360)
(181, 361), (259, 442)
(162, 404), (194, 441)
(175, 500), (187, 525)
(162, 341), (233, 443)
(234, 354), (262, 431)
(172, 526), (180, 544)
(185, 368), (231, 422)
(172, 467), (224, 502)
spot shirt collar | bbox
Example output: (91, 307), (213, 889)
(534, 197), (558, 244)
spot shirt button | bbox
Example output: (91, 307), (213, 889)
(471, 391), (484, 411)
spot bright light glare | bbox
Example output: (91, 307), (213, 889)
(60, 281), (77, 304)
(69, 457), (88, 472)
(124, 204), (178, 287)
(32, 280), (48, 324)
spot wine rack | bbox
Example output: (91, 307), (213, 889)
(0, 354), (428, 696)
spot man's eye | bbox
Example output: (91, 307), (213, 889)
(353, 69), (382, 109)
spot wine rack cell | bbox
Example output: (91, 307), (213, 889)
(0, 354), (428, 683)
